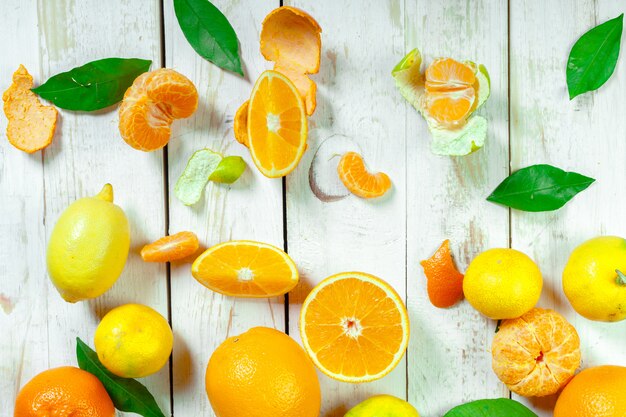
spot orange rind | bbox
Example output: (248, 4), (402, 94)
(119, 68), (198, 151)
(2, 65), (58, 153)
(420, 240), (464, 308)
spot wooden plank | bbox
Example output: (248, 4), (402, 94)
(34, 0), (168, 414)
(284, 0), (407, 415)
(510, 1), (626, 415)
(404, 1), (510, 416)
(0, 1), (48, 413)
(163, 1), (283, 415)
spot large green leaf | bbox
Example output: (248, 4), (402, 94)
(75, 338), (166, 417)
(32, 58), (151, 111)
(487, 164), (595, 212)
(174, 0), (243, 76)
(567, 14), (623, 99)
(443, 398), (538, 417)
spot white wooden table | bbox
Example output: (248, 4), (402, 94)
(2, 1), (626, 416)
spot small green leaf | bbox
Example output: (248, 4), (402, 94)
(174, 0), (243, 76)
(567, 14), (623, 99)
(209, 155), (246, 184)
(443, 398), (538, 417)
(174, 149), (222, 205)
(487, 164), (595, 212)
(75, 338), (166, 417)
(32, 58), (151, 111)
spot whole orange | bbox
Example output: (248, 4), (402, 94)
(554, 365), (626, 417)
(205, 327), (321, 417)
(14, 366), (115, 417)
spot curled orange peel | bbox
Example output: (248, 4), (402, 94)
(2, 65), (58, 153)
(420, 240), (464, 308)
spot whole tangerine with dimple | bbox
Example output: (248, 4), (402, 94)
(118, 68), (198, 151)
(492, 308), (581, 397)
(14, 366), (115, 417)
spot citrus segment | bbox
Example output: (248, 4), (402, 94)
(247, 71), (307, 178)
(119, 68), (198, 151)
(300, 272), (409, 383)
(2, 65), (57, 153)
(424, 88), (475, 126)
(260, 6), (321, 115)
(492, 308), (581, 397)
(141, 231), (199, 263)
(191, 240), (299, 297)
(425, 58), (476, 90)
(420, 240), (464, 308)
(337, 152), (391, 198)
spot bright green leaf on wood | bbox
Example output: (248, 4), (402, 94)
(175, 149), (222, 205)
(32, 58), (151, 111)
(487, 164), (595, 212)
(209, 155), (246, 183)
(567, 14), (623, 99)
(76, 338), (166, 417)
(174, 0), (243, 76)
(443, 398), (538, 417)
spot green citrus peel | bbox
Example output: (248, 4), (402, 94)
(392, 48), (491, 156)
(617, 269), (626, 286)
(174, 149), (246, 205)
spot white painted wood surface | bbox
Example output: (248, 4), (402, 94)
(2, 1), (626, 417)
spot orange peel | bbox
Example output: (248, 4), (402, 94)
(420, 240), (464, 308)
(233, 100), (249, 146)
(260, 6), (321, 116)
(2, 65), (58, 153)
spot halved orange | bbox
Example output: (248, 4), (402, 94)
(141, 231), (199, 263)
(300, 272), (409, 383)
(191, 240), (299, 297)
(337, 152), (391, 199)
(247, 70), (307, 178)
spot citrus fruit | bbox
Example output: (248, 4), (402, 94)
(463, 248), (542, 319)
(492, 308), (581, 397)
(47, 184), (130, 303)
(300, 272), (410, 383)
(554, 365), (626, 417)
(420, 239), (464, 308)
(233, 100), (249, 146)
(563, 236), (626, 322)
(2, 65), (57, 153)
(205, 326), (321, 417)
(337, 152), (392, 199)
(141, 231), (199, 262)
(14, 366), (115, 417)
(119, 68), (198, 151)
(345, 395), (420, 417)
(94, 303), (173, 378)
(247, 70), (307, 178)
(191, 240), (299, 297)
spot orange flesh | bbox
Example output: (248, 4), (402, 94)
(337, 152), (391, 198)
(425, 58), (476, 90)
(191, 241), (298, 297)
(420, 239), (464, 308)
(247, 71), (307, 178)
(2, 65), (57, 153)
(141, 231), (199, 263)
(119, 69), (198, 151)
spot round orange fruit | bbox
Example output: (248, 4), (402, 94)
(492, 308), (581, 397)
(205, 326), (320, 417)
(14, 366), (115, 417)
(554, 365), (626, 417)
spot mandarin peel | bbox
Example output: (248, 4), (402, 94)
(2, 65), (58, 153)
(420, 240), (464, 308)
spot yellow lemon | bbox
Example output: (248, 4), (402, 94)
(345, 395), (420, 417)
(94, 303), (173, 378)
(47, 184), (130, 302)
(463, 248), (543, 320)
(563, 236), (626, 322)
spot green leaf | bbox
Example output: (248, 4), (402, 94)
(174, 0), (243, 76)
(487, 164), (595, 212)
(75, 338), (166, 417)
(567, 14), (623, 99)
(175, 149), (222, 205)
(32, 58), (151, 111)
(443, 398), (538, 417)
(209, 155), (246, 183)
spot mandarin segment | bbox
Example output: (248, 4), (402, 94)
(420, 240), (464, 308)
(141, 231), (199, 263)
(118, 68), (198, 151)
(2, 65), (58, 153)
(337, 152), (391, 198)
(492, 308), (581, 397)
